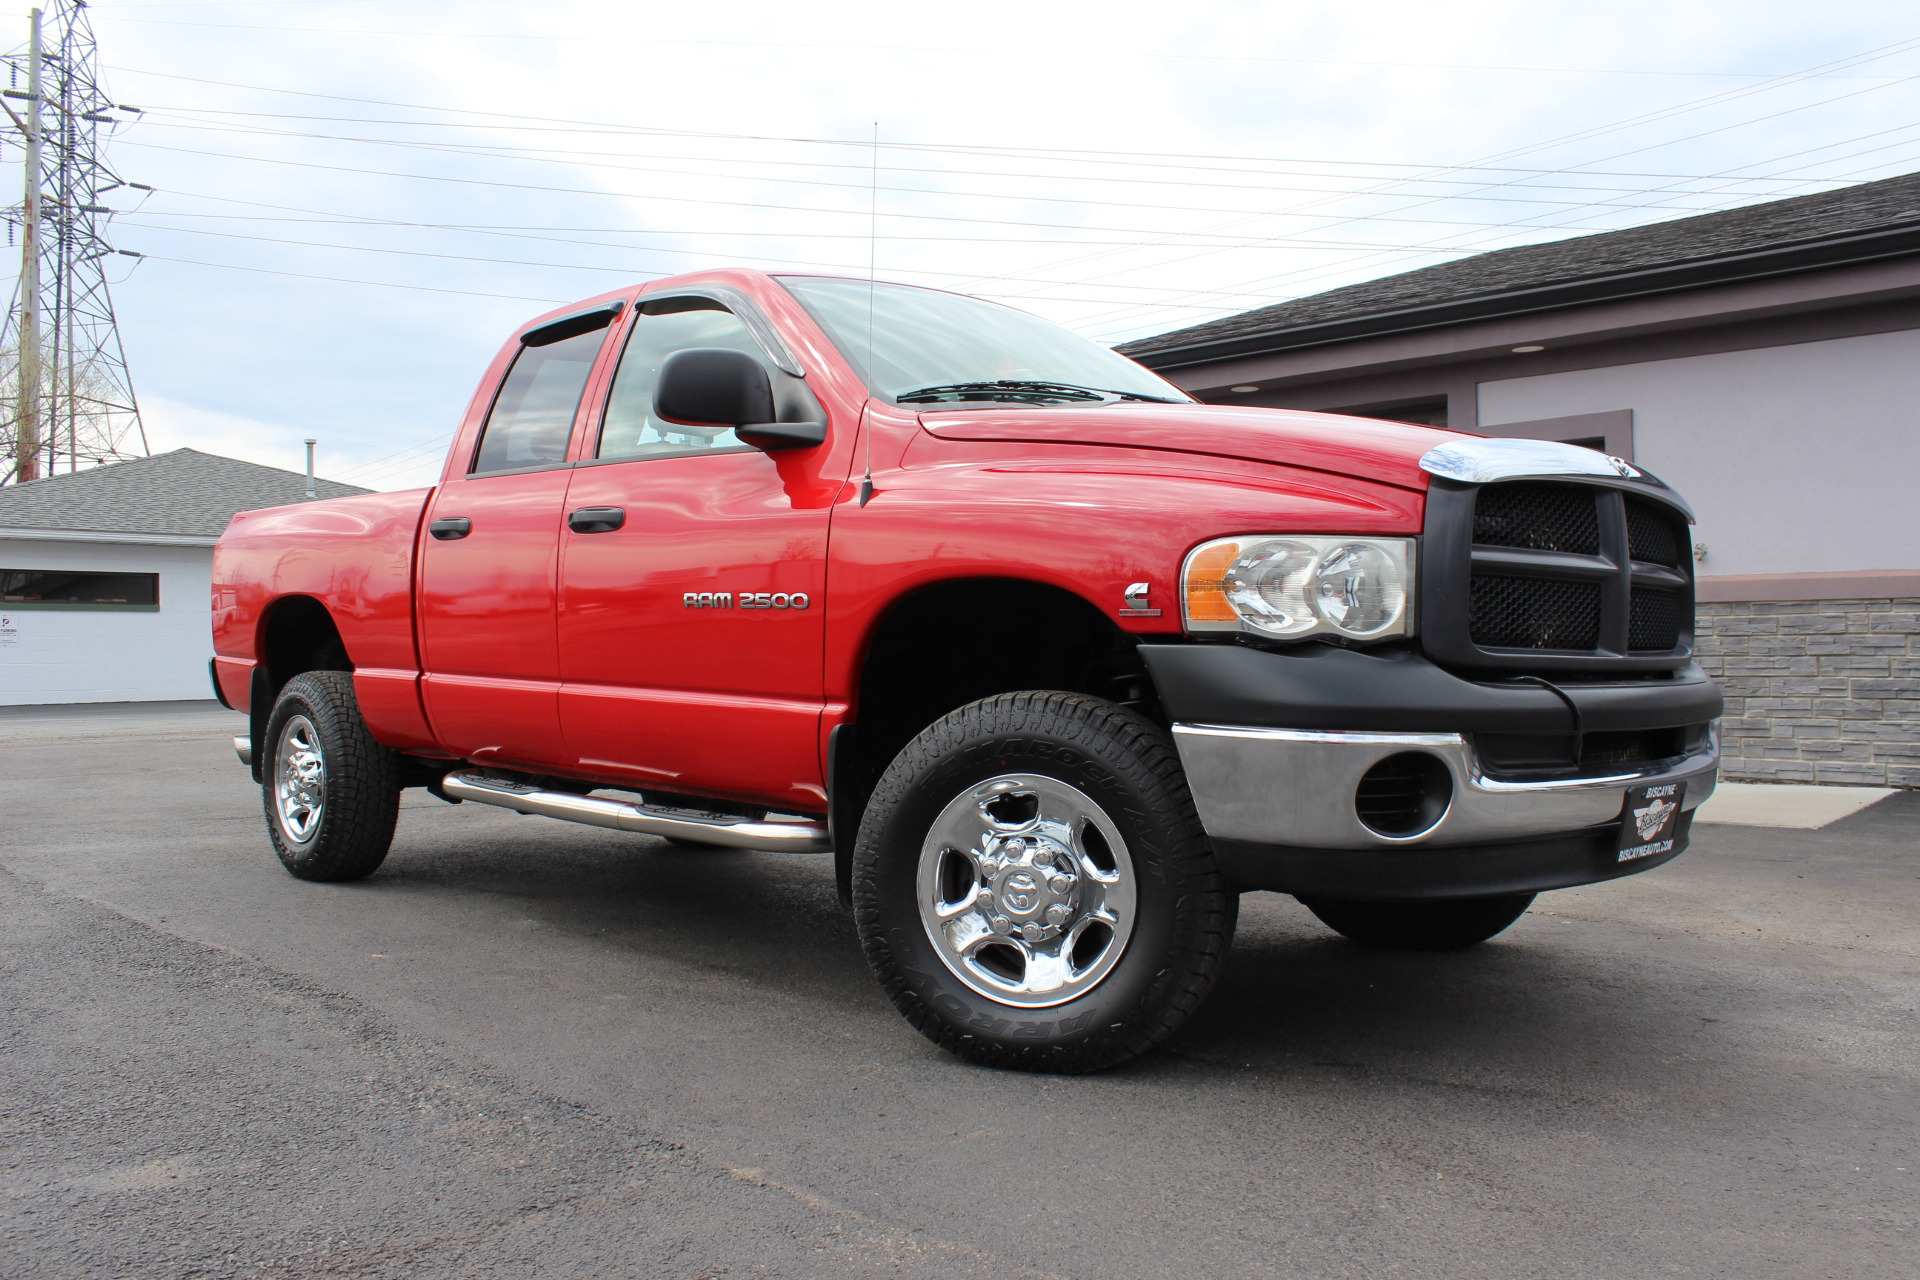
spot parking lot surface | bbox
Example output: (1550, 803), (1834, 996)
(3, 700), (1917, 1278)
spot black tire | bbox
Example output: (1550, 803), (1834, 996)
(852, 691), (1237, 1073)
(260, 670), (401, 882)
(1298, 893), (1535, 951)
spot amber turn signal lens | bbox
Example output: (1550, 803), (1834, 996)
(1183, 541), (1240, 624)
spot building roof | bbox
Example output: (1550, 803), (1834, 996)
(0, 448), (372, 541)
(1120, 169), (1920, 368)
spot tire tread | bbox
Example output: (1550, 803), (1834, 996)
(262, 670), (401, 882)
(853, 690), (1235, 1073)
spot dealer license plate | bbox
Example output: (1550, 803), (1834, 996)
(1616, 781), (1686, 862)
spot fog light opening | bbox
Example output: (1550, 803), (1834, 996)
(1355, 752), (1453, 839)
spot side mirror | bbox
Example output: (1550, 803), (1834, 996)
(653, 348), (825, 451)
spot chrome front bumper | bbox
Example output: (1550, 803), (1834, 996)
(1171, 722), (1719, 851)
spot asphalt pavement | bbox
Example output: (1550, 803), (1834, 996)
(3, 700), (1916, 1279)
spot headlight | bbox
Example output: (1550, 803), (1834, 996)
(1183, 535), (1415, 642)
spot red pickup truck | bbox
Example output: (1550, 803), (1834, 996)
(212, 268), (1721, 1072)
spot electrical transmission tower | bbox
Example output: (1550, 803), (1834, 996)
(2, 1), (147, 485)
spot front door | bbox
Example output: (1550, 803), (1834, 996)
(555, 297), (845, 812)
(418, 318), (614, 768)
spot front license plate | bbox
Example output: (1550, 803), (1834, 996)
(1616, 781), (1687, 862)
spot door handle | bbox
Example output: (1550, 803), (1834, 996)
(568, 506), (626, 534)
(428, 517), (472, 540)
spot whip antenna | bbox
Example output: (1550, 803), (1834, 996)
(858, 120), (878, 507)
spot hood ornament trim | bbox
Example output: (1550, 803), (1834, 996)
(1418, 438), (1692, 519)
(1421, 438), (1639, 483)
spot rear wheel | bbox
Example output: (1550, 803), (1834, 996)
(853, 691), (1236, 1073)
(1299, 893), (1535, 951)
(261, 671), (401, 882)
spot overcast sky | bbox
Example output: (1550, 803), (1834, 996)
(8, 0), (1920, 490)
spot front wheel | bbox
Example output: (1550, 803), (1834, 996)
(1298, 893), (1535, 951)
(853, 691), (1237, 1073)
(261, 670), (401, 882)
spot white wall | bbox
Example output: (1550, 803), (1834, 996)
(1478, 327), (1920, 577)
(0, 539), (215, 705)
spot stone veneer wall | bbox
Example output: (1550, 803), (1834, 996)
(1695, 598), (1920, 786)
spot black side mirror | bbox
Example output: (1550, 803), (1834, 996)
(653, 348), (825, 451)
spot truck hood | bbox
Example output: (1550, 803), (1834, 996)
(917, 401), (1462, 491)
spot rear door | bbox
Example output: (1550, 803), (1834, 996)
(555, 295), (845, 812)
(417, 311), (618, 768)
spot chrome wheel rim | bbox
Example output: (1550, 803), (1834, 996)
(273, 714), (326, 847)
(916, 772), (1136, 1009)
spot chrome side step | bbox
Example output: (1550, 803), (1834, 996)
(234, 736), (253, 768)
(441, 770), (831, 853)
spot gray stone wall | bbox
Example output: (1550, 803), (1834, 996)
(1695, 598), (1920, 786)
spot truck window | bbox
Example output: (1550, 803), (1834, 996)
(597, 299), (768, 462)
(778, 276), (1187, 405)
(470, 325), (610, 475)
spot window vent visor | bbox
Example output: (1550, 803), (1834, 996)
(522, 299), (624, 348)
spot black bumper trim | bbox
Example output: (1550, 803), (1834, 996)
(1215, 812), (1691, 900)
(1138, 642), (1722, 736)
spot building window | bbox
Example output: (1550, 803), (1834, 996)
(0, 568), (161, 611)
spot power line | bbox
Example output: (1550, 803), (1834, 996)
(135, 253), (564, 302)
(126, 138), (1683, 241)
(86, 17), (1920, 83)
(130, 114), (1848, 218)
(118, 219), (1395, 307)
(129, 104), (1874, 188)
(102, 65), (1913, 183)
(1019, 34), (1920, 330)
(119, 208), (1510, 250)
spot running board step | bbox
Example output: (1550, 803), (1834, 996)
(441, 771), (831, 853)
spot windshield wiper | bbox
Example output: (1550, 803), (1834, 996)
(896, 379), (1181, 405)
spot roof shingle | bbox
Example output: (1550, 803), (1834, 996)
(0, 449), (373, 538)
(1119, 170), (1920, 361)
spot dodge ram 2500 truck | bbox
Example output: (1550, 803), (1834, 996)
(212, 268), (1722, 1073)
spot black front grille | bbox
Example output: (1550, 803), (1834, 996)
(1626, 497), (1683, 566)
(1629, 588), (1682, 650)
(1422, 474), (1696, 674)
(1473, 482), (1600, 554)
(1581, 727), (1686, 769)
(1470, 576), (1602, 649)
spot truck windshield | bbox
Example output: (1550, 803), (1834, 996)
(778, 277), (1188, 407)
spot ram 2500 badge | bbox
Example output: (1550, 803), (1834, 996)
(212, 269), (1721, 1072)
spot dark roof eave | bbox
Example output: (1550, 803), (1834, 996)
(1126, 219), (1920, 372)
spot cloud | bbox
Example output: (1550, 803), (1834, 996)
(140, 393), (442, 490)
(6, 0), (1914, 488)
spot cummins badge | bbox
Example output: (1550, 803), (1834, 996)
(1119, 582), (1161, 617)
